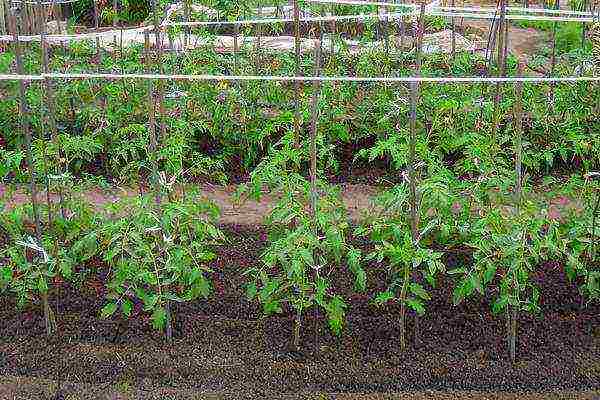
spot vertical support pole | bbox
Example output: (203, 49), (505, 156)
(144, 32), (160, 211)
(233, 22), (239, 75)
(293, 0), (301, 149)
(184, 0), (190, 49)
(309, 48), (322, 220)
(582, 0), (589, 49)
(258, 0), (263, 50)
(9, 7), (55, 337)
(491, 0), (508, 143)
(112, 0), (118, 54)
(37, 0), (65, 221)
(330, 2), (336, 55)
(451, 0), (456, 60)
(151, 0), (166, 142)
(549, 0), (559, 105)
(409, 2), (425, 244)
(510, 61), (524, 364)
(92, 0), (101, 69)
(514, 62), (524, 207)
(9, 9), (42, 240)
(408, 1), (425, 350)
(309, 40), (322, 352)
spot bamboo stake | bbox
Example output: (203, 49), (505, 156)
(451, 0), (456, 59)
(582, 0), (588, 48)
(407, 1), (425, 350)
(144, 30), (173, 342)
(112, 0), (118, 54)
(37, 0), (67, 344)
(330, 3), (336, 55)
(309, 39), (322, 353)
(184, 0), (190, 49)
(514, 62), (524, 206)
(491, 0), (508, 143)
(510, 61), (524, 364)
(10, 8), (55, 336)
(37, 0), (65, 220)
(293, 0), (302, 149)
(150, 0), (166, 142)
(549, 0), (559, 105)
(233, 22), (239, 74)
(10, 9), (42, 240)
(257, 0), (262, 51)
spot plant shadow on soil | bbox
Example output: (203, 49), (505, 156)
(0, 224), (599, 399)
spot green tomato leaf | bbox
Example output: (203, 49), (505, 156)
(101, 302), (118, 319)
(151, 306), (167, 331)
(409, 283), (431, 300)
(121, 299), (133, 318)
(406, 298), (425, 316)
(374, 290), (395, 305)
(245, 282), (258, 300)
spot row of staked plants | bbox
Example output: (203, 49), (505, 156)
(1, 6), (599, 362)
(1, 61), (600, 364)
(1, 10), (598, 186)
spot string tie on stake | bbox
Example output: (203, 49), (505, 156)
(16, 236), (50, 263)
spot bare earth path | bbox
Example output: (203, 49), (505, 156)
(1, 375), (599, 400)
(0, 183), (379, 225)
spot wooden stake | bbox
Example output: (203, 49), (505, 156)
(514, 62), (524, 206)
(491, 0), (508, 143)
(37, 0), (65, 221)
(309, 39), (322, 353)
(510, 62), (525, 364)
(233, 23), (239, 75)
(184, 0), (190, 49)
(406, 1), (426, 350)
(549, 0), (559, 105)
(451, 0), (456, 59)
(10, 8), (56, 337)
(9, 9), (42, 240)
(150, 0), (166, 142)
(293, 0), (302, 149)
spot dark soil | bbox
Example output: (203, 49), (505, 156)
(0, 224), (599, 399)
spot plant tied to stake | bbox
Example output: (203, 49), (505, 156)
(100, 191), (224, 340)
(243, 42), (366, 352)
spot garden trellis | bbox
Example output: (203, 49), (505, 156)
(1, 0), (599, 360)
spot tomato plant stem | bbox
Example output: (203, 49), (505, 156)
(294, 307), (302, 351)
(510, 305), (517, 363)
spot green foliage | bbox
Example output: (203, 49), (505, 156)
(99, 193), (223, 332)
(452, 196), (557, 315)
(0, 200), (100, 306)
(356, 177), (453, 316)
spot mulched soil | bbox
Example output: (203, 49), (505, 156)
(0, 224), (599, 399)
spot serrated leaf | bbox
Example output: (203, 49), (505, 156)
(409, 283), (431, 300)
(491, 296), (509, 314)
(121, 299), (133, 318)
(246, 282), (257, 300)
(406, 298), (425, 316)
(374, 290), (395, 305)
(151, 306), (167, 330)
(354, 268), (367, 292)
(483, 262), (497, 285)
(101, 302), (118, 319)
